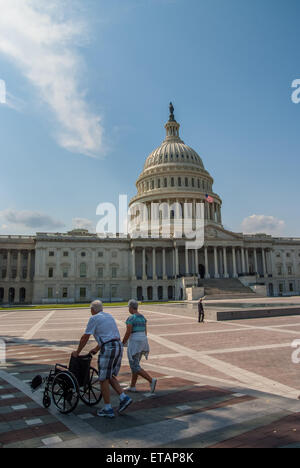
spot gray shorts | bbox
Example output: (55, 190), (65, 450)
(98, 340), (123, 382)
(129, 353), (143, 374)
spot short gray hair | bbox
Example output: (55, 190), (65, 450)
(91, 300), (103, 313)
(128, 299), (138, 310)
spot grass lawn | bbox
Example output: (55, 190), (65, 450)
(0, 301), (183, 311)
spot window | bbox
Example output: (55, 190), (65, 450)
(97, 286), (104, 298)
(62, 268), (69, 278)
(279, 283), (284, 294)
(62, 288), (68, 298)
(81, 252), (86, 257)
(63, 251), (69, 257)
(157, 179), (161, 188)
(286, 253), (290, 258)
(289, 283), (294, 292)
(98, 252), (103, 258)
(112, 267), (118, 279)
(48, 288), (53, 299)
(80, 263), (87, 278)
(277, 266), (282, 276)
(80, 288), (86, 299)
(151, 180), (154, 189)
(185, 178), (188, 187)
(49, 252), (54, 257)
(98, 267), (104, 278)
(112, 251), (117, 258)
(48, 268), (54, 278)
(288, 266), (293, 275)
(111, 286), (118, 298)
(192, 178), (195, 187)
(178, 177), (182, 187)
(171, 178), (174, 187)
(164, 178), (167, 187)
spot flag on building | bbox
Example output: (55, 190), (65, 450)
(205, 194), (214, 203)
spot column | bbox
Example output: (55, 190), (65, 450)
(232, 247), (237, 278)
(223, 247), (229, 278)
(254, 248), (258, 275)
(175, 247), (179, 277)
(195, 248), (199, 276)
(152, 248), (157, 280)
(16, 251), (22, 281)
(132, 248), (136, 280)
(214, 247), (219, 278)
(204, 247), (210, 279)
(241, 248), (246, 273)
(27, 251), (32, 281)
(162, 248), (167, 279)
(5, 250), (11, 280)
(185, 248), (189, 276)
(262, 248), (267, 277)
(142, 248), (147, 280)
(245, 248), (249, 274)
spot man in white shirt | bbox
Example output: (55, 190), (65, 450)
(72, 300), (132, 418)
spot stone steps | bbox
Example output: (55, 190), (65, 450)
(198, 278), (257, 300)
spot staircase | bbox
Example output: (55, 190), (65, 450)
(199, 278), (258, 300)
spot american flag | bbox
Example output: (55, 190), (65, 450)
(205, 194), (214, 203)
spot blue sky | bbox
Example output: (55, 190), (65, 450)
(0, 0), (299, 236)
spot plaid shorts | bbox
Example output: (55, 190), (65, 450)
(98, 340), (123, 382)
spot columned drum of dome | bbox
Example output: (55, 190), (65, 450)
(129, 105), (223, 236)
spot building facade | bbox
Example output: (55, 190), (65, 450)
(1, 107), (300, 304)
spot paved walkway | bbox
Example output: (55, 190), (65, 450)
(1, 303), (300, 448)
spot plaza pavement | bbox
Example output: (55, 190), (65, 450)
(0, 299), (300, 448)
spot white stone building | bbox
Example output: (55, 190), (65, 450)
(1, 106), (300, 304)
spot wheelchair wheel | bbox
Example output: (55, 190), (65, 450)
(52, 371), (79, 414)
(79, 367), (102, 407)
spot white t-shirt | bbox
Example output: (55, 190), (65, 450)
(85, 312), (120, 346)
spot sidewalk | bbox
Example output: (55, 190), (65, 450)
(1, 352), (300, 448)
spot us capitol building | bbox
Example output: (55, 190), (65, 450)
(1, 105), (300, 305)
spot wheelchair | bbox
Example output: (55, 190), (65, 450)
(30, 353), (102, 414)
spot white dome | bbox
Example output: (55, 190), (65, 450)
(144, 140), (205, 171)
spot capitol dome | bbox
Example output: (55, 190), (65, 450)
(143, 136), (205, 171)
(129, 103), (223, 231)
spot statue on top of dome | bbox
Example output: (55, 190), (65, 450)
(169, 102), (175, 122)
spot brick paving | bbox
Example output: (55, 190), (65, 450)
(0, 301), (300, 448)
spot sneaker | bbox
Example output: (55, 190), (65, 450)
(97, 407), (115, 418)
(118, 395), (133, 413)
(150, 378), (157, 394)
(125, 387), (137, 393)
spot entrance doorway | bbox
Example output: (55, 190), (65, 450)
(199, 264), (205, 279)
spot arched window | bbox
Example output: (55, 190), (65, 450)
(178, 177), (182, 187)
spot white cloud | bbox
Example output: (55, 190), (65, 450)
(0, 0), (104, 157)
(72, 217), (94, 232)
(0, 209), (65, 230)
(241, 214), (286, 235)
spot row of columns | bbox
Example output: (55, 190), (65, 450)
(134, 199), (222, 224)
(1, 250), (33, 281)
(131, 246), (270, 280)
